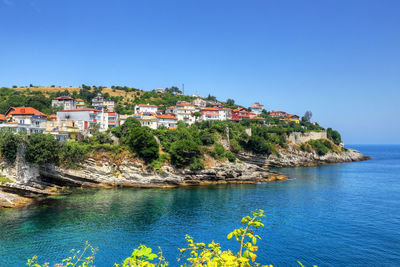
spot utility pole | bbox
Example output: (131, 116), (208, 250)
(182, 83), (184, 95)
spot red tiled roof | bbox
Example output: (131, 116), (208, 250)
(107, 112), (116, 115)
(75, 99), (84, 102)
(6, 107), (46, 117)
(108, 121), (116, 123)
(157, 114), (178, 120)
(270, 110), (286, 113)
(0, 114), (6, 120)
(49, 115), (57, 120)
(250, 106), (263, 109)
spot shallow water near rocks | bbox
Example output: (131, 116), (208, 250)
(0, 145), (399, 266)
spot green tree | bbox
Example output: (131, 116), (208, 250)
(327, 128), (342, 145)
(25, 133), (60, 164)
(126, 127), (159, 163)
(0, 130), (23, 163)
(226, 98), (235, 106)
(170, 139), (200, 168)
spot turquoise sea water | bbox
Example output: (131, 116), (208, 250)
(0, 145), (399, 266)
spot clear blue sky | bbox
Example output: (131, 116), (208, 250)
(1, 0), (399, 144)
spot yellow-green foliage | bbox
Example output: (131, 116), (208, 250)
(0, 175), (13, 184)
(27, 210), (317, 267)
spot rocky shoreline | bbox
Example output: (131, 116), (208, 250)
(0, 148), (369, 209)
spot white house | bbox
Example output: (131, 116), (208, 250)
(0, 107), (47, 134)
(135, 104), (158, 114)
(173, 101), (196, 125)
(52, 96), (76, 110)
(156, 114), (178, 129)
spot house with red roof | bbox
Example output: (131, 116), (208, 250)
(200, 107), (220, 121)
(231, 108), (252, 121)
(52, 96), (77, 110)
(1, 107), (47, 134)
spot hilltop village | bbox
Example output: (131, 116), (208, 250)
(0, 87), (301, 140)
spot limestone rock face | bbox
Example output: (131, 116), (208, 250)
(237, 148), (370, 168)
(38, 160), (286, 188)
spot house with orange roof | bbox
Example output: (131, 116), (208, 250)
(0, 114), (6, 123)
(269, 110), (287, 118)
(156, 114), (178, 129)
(1, 107), (47, 134)
(75, 99), (85, 109)
(135, 104), (158, 114)
(280, 114), (300, 124)
(52, 96), (76, 110)
(249, 102), (264, 115)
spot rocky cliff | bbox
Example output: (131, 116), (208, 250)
(0, 155), (287, 208)
(0, 140), (369, 209)
(236, 147), (370, 168)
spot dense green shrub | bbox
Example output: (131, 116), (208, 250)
(327, 128), (342, 145)
(170, 139), (201, 168)
(308, 140), (330, 156)
(126, 127), (159, 163)
(189, 157), (204, 170)
(200, 131), (215, 146)
(225, 151), (236, 162)
(0, 130), (22, 163)
(59, 141), (88, 167)
(25, 133), (60, 164)
(212, 143), (226, 159)
(112, 117), (141, 139)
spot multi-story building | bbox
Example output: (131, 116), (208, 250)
(249, 103), (264, 115)
(92, 93), (116, 111)
(57, 108), (118, 132)
(231, 108), (252, 121)
(200, 107), (220, 121)
(134, 104), (158, 114)
(173, 101), (196, 125)
(45, 120), (83, 141)
(192, 98), (206, 108)
(134, 112), (158, 129)
(1, 107), (47, 134)
(52, 96), (77, 110)
(218, 108), (232, 121)
(76, 99), (85, 109)
(156, 114), (178, 129)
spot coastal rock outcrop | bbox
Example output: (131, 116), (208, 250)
(237, 147), (370, 168)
